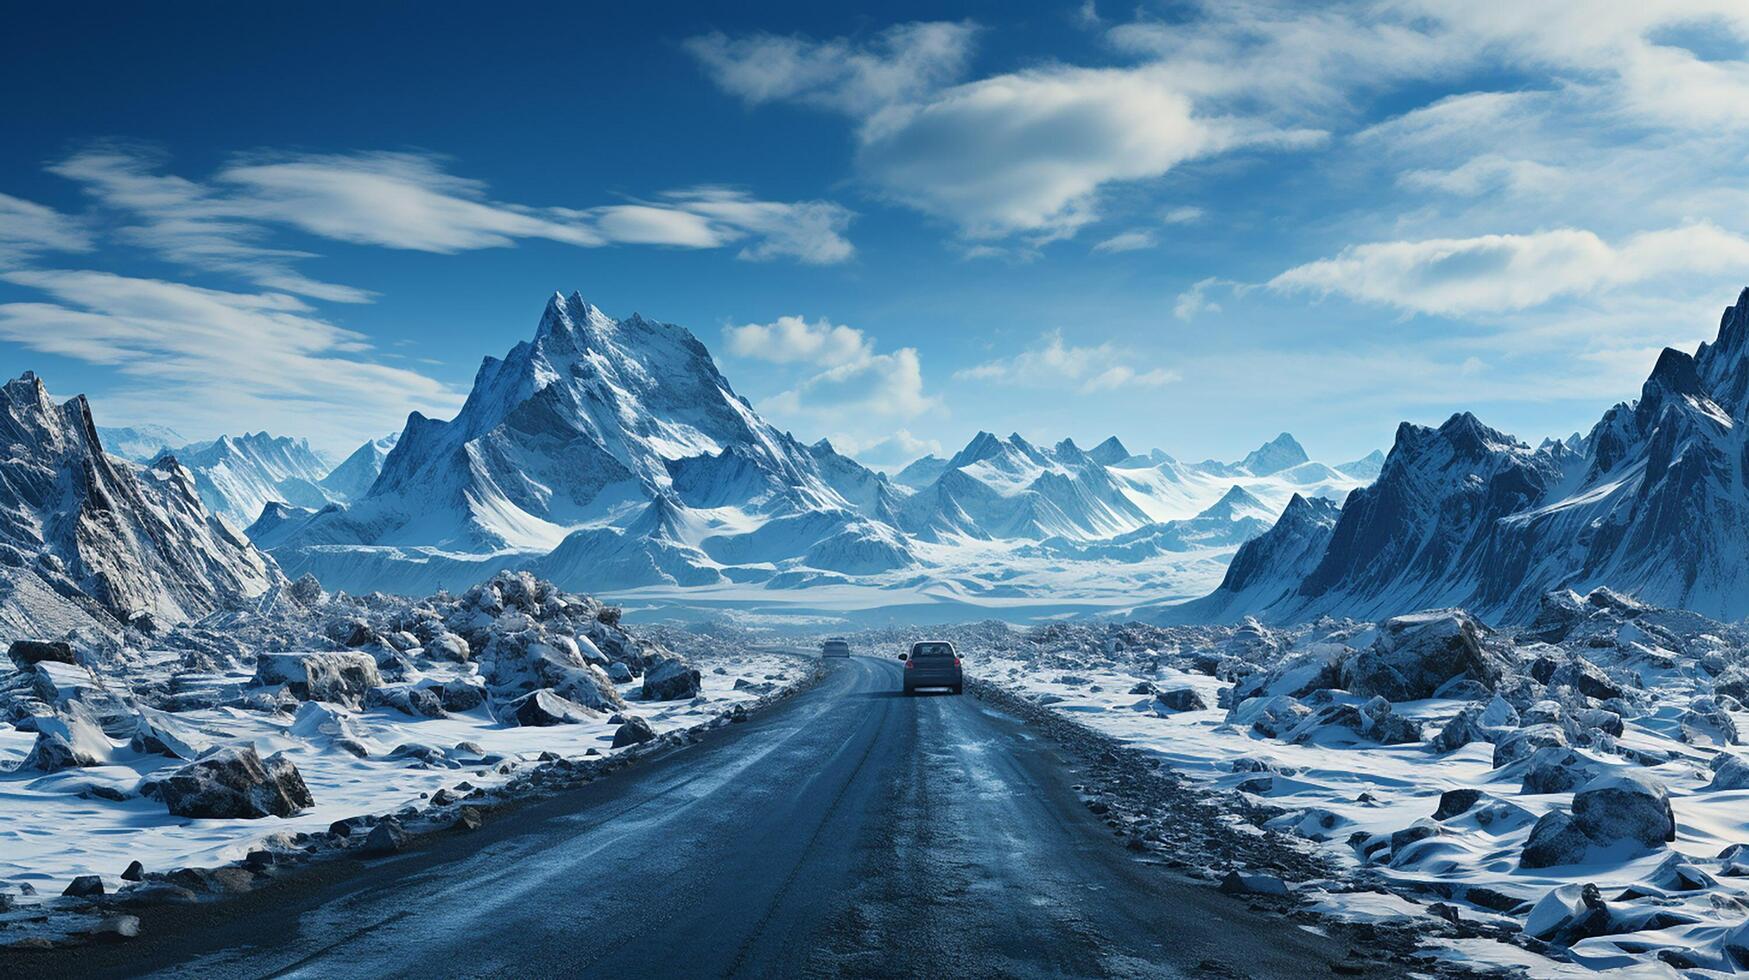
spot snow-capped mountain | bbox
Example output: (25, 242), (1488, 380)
(266, 292), (908, 593)
(318, 432), (399, 501)
(159, 431), (336, 528)
(1166, 286), (1749, 624)
(0, 373), (282, 639)
(95, 423), (186, 463)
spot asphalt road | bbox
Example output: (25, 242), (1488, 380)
(27, 657), (1375, 979)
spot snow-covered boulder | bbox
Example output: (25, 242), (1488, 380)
(477, 628), (626, 714)
(640, 653), (701, 701)
(129, 704), (209, 760)
(1339, 610), (1512, 702)
(18, 703), (114, 771)
(252, 652), (382, 707)
(504, 689), (595, 726)
(1288, 696), (1421, 745)
(612, 716), (657, 747)
(1572, 771), (1676, 850)
(1491, 723), (1569, 768)
(1153, 687), (1208, 713)
(1519, 747), (1600, 795)
(1520, 810), (1596, 869)
(157, 745), (314, 819)
(1235, 694), (1313, 739)
(1708, 755), (1749, 791)
(1430, 695), (1519, 753)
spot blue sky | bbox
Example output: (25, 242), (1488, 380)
(5, 2), (1749, 467)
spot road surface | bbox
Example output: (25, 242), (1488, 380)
(28, 657), (1376, 978)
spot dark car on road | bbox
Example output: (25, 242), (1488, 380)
(900, 640), (962, 695)
(821, 637), (850, 658)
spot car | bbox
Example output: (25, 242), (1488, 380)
(821, 637), (851, 658)
(899, 640), (962, 695)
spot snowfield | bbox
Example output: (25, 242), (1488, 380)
(0, 571), (814, 928)
(844, 592), (1749, 975)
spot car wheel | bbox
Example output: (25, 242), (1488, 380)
(952, 684), (963, 695)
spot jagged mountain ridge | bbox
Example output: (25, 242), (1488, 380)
(261, 291), (1372, 599)
(158, 431), (336, 528)
(1163, 287), (1749, 624)
(319, 432), (399, 502)
(0, 373), (282, 639)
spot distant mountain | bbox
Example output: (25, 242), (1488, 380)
(893, 453), (950, 489)
(1336, 450), (1385, 480)
(1239, 432), (1309, 476)
(96, 423), (186, 463)
(319, 433), (399, 501)
(0, 373), (281, 639)
(1166, 287), (1749, 624)
(159, 431), (335, 528)
(267, 292), (908, 593)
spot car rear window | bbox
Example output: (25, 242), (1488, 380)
(824, 641), (849, 652)
(910, 642), (954, 658)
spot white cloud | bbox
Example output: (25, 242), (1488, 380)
(723, 315), (872, 367)
(1092, 229), (1157, 253)
(823, 428), (942, 468)
(686, 21), (976, 117)
(0, 269), (463, 453)
(1174, 278), (1224, 320)
(955, 331), (1177, 393)
(766, 347), (937, 422)
(46, 148), (855, 303)
(1269, 223), (1749, 315)
(857, 66), (1321, 239)
(0, 193), (92, 268)
(1397, 154), (1567, 197)
(1162, 205), (1205, 224)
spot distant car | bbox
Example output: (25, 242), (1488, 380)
(821, 638), (851, 658)
(900, 640), (962, 695)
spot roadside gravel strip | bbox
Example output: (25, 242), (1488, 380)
(0, 657), (826, 952)
(966, 677), (1519, 979)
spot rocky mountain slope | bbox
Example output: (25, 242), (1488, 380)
(1165, 287), (1749, 625)
(0, 373), (282, 639)
(160, 432), (336, 528)
(317, 433), (398, 502)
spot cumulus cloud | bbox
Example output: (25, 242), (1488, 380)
(822, 428), (942, 468)
(0, 193), (92, 268)
(766, 347), (937, 423)
(0, 269), (464, 452)
(723, 315), (872, 367)
(955, 331), (1177, 393)
(1268, 223), (1749, 316)
(46, 148), (855, 303)
(687, 21), (976, 116)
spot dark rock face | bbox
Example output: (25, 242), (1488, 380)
(158, 745), (315, 819)
(360, 818), (407, 857)
(1433, 788), (1484, 821)
(505, 688), (594, 726)
(1341, 611), (1512, 701)
(63, 874), (104, 898)
(1572, 772), (1676, 849)
(640, 653), (702, 701)
(612, 716), (657, 748)
(8, 639), (76, 667)
(1521, 810), (1595, 869)
(1153, 688), (1208, 713)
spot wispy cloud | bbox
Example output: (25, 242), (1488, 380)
(955, 330), (1177, 393)
(1092, 229), (1157, 254)
(687, 21), (977, 116)
(1268, 223), (1749, 316)
(48, 147), (857, 304)
(0, 193), (94, 268)
(0, 269), (465, 451)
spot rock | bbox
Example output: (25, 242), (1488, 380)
(129, 705), (207, 760)
(121, 860), (144, 882)
(328, 816), (373, 838)
(612, 716), (657, 748)
(1520, 747), (1600, 795)
(1521, 810), (1595, 869)
(1525, 883), (1605, 940)
(1153, 688), (1208, 713)
(1546, 657), (1625, 702)
(1573, 707), (1624, 738)
(1340, 610), (1512, 701)
(505, 688), (595, 726)
(640, 653), (702, 701)
(1128, 680), (1157, 695)
(360, 818), (406, 857)
(20, 704), (113, 771)
(606, 662), (635, 684)
(63, 874), (104, 898)
(453, 806), (482, 832)
(1388, 819), (1440, 864)
(1708, 755), (1749, 791)
(438, 678), (487, 712)
(1218, 870), (1290, 896)
(8, 639), (76, 667)
(1492, 724), (1569, 768)
(425, 632), (471, 663)
(158, 745), (315, 819)
(1572, 771), (1675, 850)
(364, 684), (446, 718)
(252, 652), (382, 707)
(1237, 694), (1313, 738)
(88, 914), (141, 943)
(1433, 788), (1484, 821)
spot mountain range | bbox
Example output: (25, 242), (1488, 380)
(1160, 287), (1749, 624)
(255, 291), (1370, 602)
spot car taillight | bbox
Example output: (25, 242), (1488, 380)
(954, 658), (961, 666)
(904, 659), (913, 668)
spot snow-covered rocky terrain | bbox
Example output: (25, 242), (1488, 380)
(0, 569), (812, 914)
(866, 591), (1749, 974)
(254, 290), (1369, 621)
(1162, 288), (1749, 626)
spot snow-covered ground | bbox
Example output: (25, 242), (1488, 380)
(846, 595), (1749, 975)
(0, 571), (813, 912)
